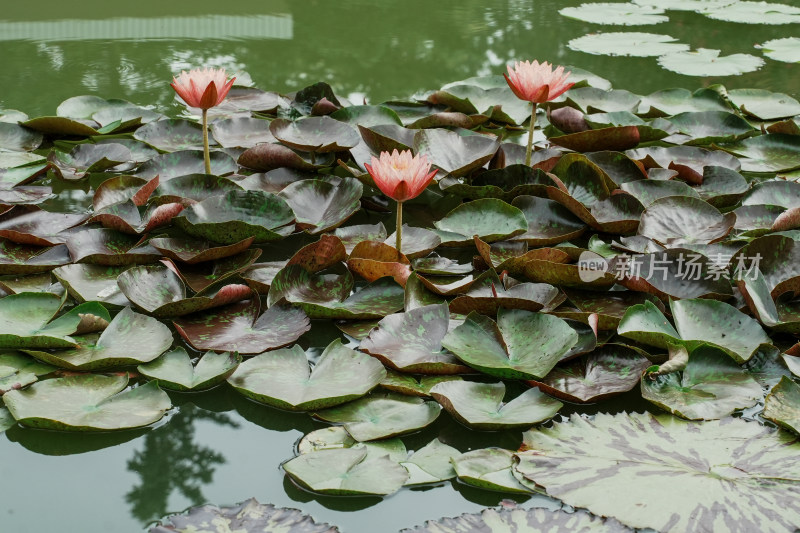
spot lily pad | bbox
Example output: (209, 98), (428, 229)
(0, 123), (42, 152)
(638, 196), (734, 245)
(174, 190), (295, 244)
(149, 236), (254, 264)
(430, 380), (561, 430)
(701, 1), (800, 24)
(335, 223), (388, 254)
(278, 178), (362, 234)
(3, 374), (170, 431)
(442, 308), (578, 379)
(23, 307), (171, 371)
(133, 119), (209, 152)
(210, 116), (276, 148)
(658, 48), (765, 76)
(510, 195), (586, 245)
(413, 129), (499, 178)
(0, 207), (87, 246)
(65, 228), (161, 266)
(759, 37), (800, 63)
(530, 344), (651, 403)
(314, 392), (441, 441)
(434, 199), (527, 245)
(360, 303), (469, 374)
(0, 351), (56, 395)
(51, 264), (130, 308)
(0, 292), (81, 349)
(49, 143), (131, 181)
(238, 143), (335, 172)
(728, 88), (800, 121)
(150, 173), (243, 205)
(150, 499), (339, 533)
(136, 150), (237, 181)
(268, 265), (404, 320)
(763, 376), (800, 435)
(515, 412), (800, 532)
(228, 340), (385, 411)
(401, 438), (461, 486)
(721, 134), (800, 173)
(270, 116), (360, 152)
(559, 3), (668, 25)
(668, 110), (756, 145)
(297, 426), (407, 461)
(379, 371), (463, 398)
(173, 298), (310, 355)
(283, 447), (408, 496)
(452, 448), (532, 494)
(138, 348), (240, 392)
(641, 345), (763, 420)
(568, 32), (689, 57)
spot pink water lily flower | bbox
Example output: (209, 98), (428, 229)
(364, 149), (438, 203)
(171, 67), (235, 110)
(504, 60), (574, 104)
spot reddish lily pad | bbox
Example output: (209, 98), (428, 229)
(237, 142), (335, 172)
(148, 236), (254, 264)
(65, 228), (161, 266)
(0, 207), (88, 246)
(0, 242), (71, 275)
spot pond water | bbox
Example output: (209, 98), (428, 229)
(0, 1), (797, 532)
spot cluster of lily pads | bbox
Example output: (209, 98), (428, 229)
(2, 65), (800, 532)
(561, 1), (800, 75)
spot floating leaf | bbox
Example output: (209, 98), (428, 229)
(0, 292), (78, 349)
(3, 374), (170, 431)
(283, 447), (408, 496)
(430, 380), (561, 430)
(641, 345), (762, 419)
(763, 376), (800, 435)
(568, 32), (689, 57)
(559, 3), (668, 24)
(452, 448), (532, 494)
(65, 228), (161, 265)
(210, 116), (275, 148)
(759, 37), (800, 63)
(23, 307), (171, 371)
(133, 119), (209, 152)
(434, 199), (528, 244)
(149, 236), (254, 264)
(136, 150), (237, 180)
(150, 499), (339, 533)
(516, 412), (800, 532)
(270, 116), (360, 152)
(278, 178), (362, 234)
(360, 303), (469, 374)
(228, 340), (385, 411)
(701, 0), (800, 24)
(0, 351), (56, 395)
(314, 392), (441, 441)
(658, 48), (765, 76)
(721, 134), (800, 173)
(442, 308), (578, 379)
(638, 196), (734, 245)
(401, 438), (461, 486)
(173, 298), (310, 355)
(52, 264), (130, 308)
(137, 347), (241, 392)
(413, 129), (499, 178)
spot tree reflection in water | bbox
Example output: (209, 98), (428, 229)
(125, 404), (239, 523)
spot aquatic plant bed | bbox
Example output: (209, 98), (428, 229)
(2, 67), (800, 533)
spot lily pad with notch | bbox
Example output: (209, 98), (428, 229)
(278, 177), (362, 234)
(137, 347), (241, 392)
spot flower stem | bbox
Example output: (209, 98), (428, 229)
(202, 109), (211, 174)
(396, 201), (403, 255)
(525, 102), (537, 167)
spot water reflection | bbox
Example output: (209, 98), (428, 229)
(125, 401), (238, 523)
(1, 1), (795, 116)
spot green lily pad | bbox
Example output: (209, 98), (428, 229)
(411, 257), (473, 276)
(0, 351), (56, 394)
(0, 123), (42, 152)
(278, 178), (362, 234)
(165, 250), (262, 294)
(150, 499), (339, 533)
(136, 150), (237, 181)
(568, 32), (689, 57)
(721, 134), (800, 173)
(23, 307), (171, 371)
(429, 82), (529, 125)
(430, 380), (561, 430)
(3, 374), (170, 431)
(297, 426), (407, 461)
(268, 265), (404, 320)
(228, 340), (385, 411)
(734, 234), (800, 298)
(379, 371), (462, 398)
(515, 412), (800, 532)
(133, 119), (209, 152)
(641, 345), (763, 420)
(51, 264), (130, 308)
(438, 165), (558, 202)
(149, 236), (254, 264)
(384, 226), (441, 259)
(452, 448), (532, 494)
(448, 268), (562, 315)
(359, 303), (469, 374)
(283, 447), (408, 496)
(563, 87), (641, 114)
(21, 116), (102, 137)
(638, 196), (734, 245)
(137, 347), (241, 392)
(764, 376), (800, 435)
(270, 116), (360, 152)
(210, 116), (275, 148)
(658, 48), (765, 76)
(150, 173), (244, 204)
(173, 298), (310, 355)
(442, 308), (578, 379)
(401, 438), (461, 486)
(49, 143), (131, 180)
(701, 1), (800, 24)
(413, 129), (499, 178)
(117, 264), (251, 317)
(434, 199), (527, 245)
(0, 292), (82, 349)
(406, 506), (631, 533)
(330, 105), (403, 127)
(509, 195), (586, 245)
(174, 190), (295, 244)
(619, 299), (772, 363)
(759, 37), (800, 63)
(0, 163), (48, 190)
(0, 407), (13, 432)
(559, 3), (667, 24)
(404, 272), (447, 311)
(668, 110), (756, 145)
(335, 223), (388, 254)
(314, 392), (441, 441)
(728, 88), (800, 120)
(620, 179), (699, 207)
(530, 344), (651, 403)
(65, 228), (161, 265)
(641, 87), (732, 116)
